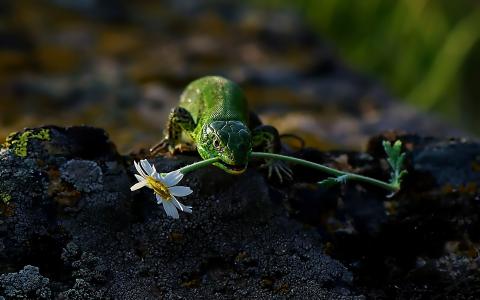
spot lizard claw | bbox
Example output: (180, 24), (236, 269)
(150, 138), (175, 156)
(261, 159), (293, 183)
(174, 143), (196, 153)
(150, 139), (196, 156)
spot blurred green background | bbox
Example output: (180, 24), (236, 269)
(257, 0), (480, 132)
(0, 0), (478, 153)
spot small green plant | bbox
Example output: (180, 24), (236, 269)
(383, 140), (408, 190)
(2, 129), (51, 157)
(316, 140), (407, 195)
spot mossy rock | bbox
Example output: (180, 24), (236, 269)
(2, 129), (51, 158)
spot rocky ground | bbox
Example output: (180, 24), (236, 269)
(1, 126), (479, 299)
(1, 0), (480, 299)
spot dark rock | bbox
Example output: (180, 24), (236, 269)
(2, 126), (480, 299)
(0, 126), (363, 299)
(58, 279), (103, 300)
(0, 265), (51, 299)
(60, 160), (104, 193)
(290, 132), (480, 299)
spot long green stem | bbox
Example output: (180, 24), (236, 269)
(251, 152), (399, 192)
(174, 152), (398, 193)
(178, 157), (220, 175)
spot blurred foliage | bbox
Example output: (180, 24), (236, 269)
(0, 0), (476, 151)
(255, 0), (480, 131)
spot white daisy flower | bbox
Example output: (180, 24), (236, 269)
(130, 159), (193, 219)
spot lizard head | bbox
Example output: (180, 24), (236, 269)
(198, 120), (252, 174)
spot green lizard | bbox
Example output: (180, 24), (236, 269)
(150, 76), (292, 180)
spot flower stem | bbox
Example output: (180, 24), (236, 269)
(174, 152), (399, 193)
(251, 152), (399, 192)
(178, 157), (220, 175)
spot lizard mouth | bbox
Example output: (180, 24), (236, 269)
(218, 161), (247, 174)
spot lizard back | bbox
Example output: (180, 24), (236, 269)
(179, 76), (249, 130)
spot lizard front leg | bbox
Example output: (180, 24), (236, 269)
(252, 125), (293, 182)
(150, 107), (196, 155)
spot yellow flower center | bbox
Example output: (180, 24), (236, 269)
(146, 176), (172, 200)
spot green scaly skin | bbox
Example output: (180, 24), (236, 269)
(151, 76), (289, 178)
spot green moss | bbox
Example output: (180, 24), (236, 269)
(2, 129), (51, 157)
(0, 193), (12, 204)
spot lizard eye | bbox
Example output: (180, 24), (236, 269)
(213, 138), (221, 149)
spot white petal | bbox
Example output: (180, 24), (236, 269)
(153, 172), (165, 183)
(172, 197), (192, 213)
(134, 174), (145, 182)
(140, 159), (154, 176)
(162, 200), (179, 219)
(134, 161), (147, 177)
(169, 186), (193, 197)
(155, 194), (163, 205)
(130, 181), (147, 191)
(172, 197), (183, 210)
(164, 171), (184, 187)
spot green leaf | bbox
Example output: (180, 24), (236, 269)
(318, 175), (349, 189)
